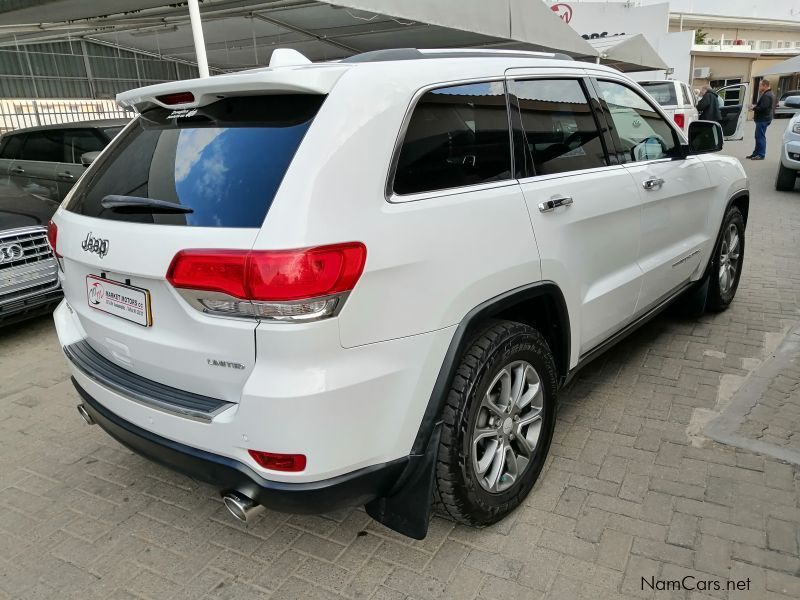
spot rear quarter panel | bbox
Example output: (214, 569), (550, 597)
(255, 65), (542, 349)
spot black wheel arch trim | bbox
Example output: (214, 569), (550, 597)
(702, 189), (748, 281)
(410, 281), (570, 456)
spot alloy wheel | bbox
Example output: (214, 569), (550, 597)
(718, 223), (741, 294)
(471, 360), (543, 493)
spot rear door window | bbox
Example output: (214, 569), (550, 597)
(508, 78), (607, 177)
(639, 82), (678, 107)
(680, 84), (693, 107)
(21, 130), (64, 162)
(64, 95), (324, 227)
(62, 129), (107, 164)
(392, 81), (511, 195)
(0, 134), (24, 159)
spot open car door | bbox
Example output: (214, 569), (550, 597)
(717, 83), (748, 141)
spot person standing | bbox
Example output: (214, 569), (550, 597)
(747, 79), (775, 160)
(696, 85), (722, 123)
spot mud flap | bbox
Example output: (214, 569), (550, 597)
(365, 423), (441, 540)
(680, 272), (710, 317)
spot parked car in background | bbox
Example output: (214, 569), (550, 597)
(776, 96), (800, 191)
(775, 90), (800, 118)
(0, 119), (126, 326)
(639, 80), (698, 136)
(0, 119), (127, 204)
(639, 80), (748, 141)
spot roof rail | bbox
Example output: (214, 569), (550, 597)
(341, 48), (573, 63)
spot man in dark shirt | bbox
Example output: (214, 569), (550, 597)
(747, 79), (775, 160)
(696, 85), (722, 123)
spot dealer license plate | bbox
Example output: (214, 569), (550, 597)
(86, 275), (152, 327)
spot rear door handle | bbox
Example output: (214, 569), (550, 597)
(642, 177), (665, 190)
(538, 196), (573, 212)
(10, 166), (24, 175)
(57, 172), (75, 181)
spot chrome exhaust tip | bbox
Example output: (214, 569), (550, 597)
(76, 404), (95, 425)
(222, 491), (264, 523)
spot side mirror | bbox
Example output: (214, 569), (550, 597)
(785, 96), (800, 109)
(687, 120), (723, 154)
(80, 151), (100, 167)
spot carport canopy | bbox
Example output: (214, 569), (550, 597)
(587, 33), (668, 73)
(0, 0), (599, 69)
(758, 54), (800, 77)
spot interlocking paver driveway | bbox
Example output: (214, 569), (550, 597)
(1, 121), (799, 600)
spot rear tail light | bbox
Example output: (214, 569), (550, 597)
(248, 450), (306, 472)
(166, 242), (367, 322)
(46, 220), (61, 258)
(673, 113), (685, 129)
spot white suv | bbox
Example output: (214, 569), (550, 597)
(638, 79), (699, 135)
(51, 49), (748, 539)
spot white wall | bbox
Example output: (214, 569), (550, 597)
(637, 0), (799, 21)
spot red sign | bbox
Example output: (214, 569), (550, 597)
(551, 3), (573, 23)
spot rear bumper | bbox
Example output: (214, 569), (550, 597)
(73, 378), (408, 513)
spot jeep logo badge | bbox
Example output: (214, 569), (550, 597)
(81, 233), (109, 258)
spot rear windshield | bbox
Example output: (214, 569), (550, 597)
(780, 91), (800, 100)
(639, 82), (678, 107)
(65, 95), (324, 227)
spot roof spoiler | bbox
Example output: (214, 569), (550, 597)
(117, 56), (345, 112)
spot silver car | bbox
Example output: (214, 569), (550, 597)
(775, 90), (800, 119)
(776, 96), (800, 191)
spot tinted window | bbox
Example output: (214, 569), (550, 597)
(63, 129), (106, 163)
(681, 84), (693, 106)
(639, 82), (678, 107)
(103, 126), (124, 138)
(65, 95), (323, 227)
(509, 78), (606, 176)
(21, 130), (63, 162)
(393, 82), (511, 195)
(596, 80), (678, 163)
(780, 90), (800, 101)
(0, 134), (23, 159)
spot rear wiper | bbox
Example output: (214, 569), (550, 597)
(101, 195), (193, 214)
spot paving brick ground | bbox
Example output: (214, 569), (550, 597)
(1, 121), (799, 600)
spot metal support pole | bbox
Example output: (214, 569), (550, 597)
(188, 0), (209, 78)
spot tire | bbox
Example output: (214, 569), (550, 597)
(706, 206), (745, 312)
(775, 163), (797, 192)
(435, 319), (557, 526)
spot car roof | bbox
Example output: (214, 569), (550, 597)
(2, 118), (129, 136)
(118, 48), (627, 112)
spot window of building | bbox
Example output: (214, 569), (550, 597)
(595, 80), (679, 163)
(777, 41), (784, 48)
(761, 41), (773, 50)
(508, 78), (607, 177)
(393, 81), (511, 195)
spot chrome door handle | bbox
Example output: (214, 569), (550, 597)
(642, 177), (665, 190)
(10, 167), (24, 175)
(538, 196), (573, 212)
(57, 172), (75, 181)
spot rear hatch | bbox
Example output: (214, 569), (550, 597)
(56, 93), (324, 402)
